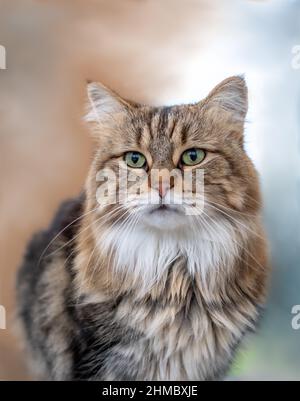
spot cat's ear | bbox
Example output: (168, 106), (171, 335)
(202, 76), (248, 121)
(85, 82), (131, 124)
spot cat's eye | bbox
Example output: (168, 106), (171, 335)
(125, 151), (147, 169)
(181, 148), (206, 166)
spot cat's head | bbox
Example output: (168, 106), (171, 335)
(84, 76), (260, 234)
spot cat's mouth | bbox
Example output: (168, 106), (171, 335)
(149, 204), (181, 215)
(142, 203), (185, 230)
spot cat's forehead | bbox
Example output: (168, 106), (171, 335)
(129, 106), (185, 164)
(132, 106), (192, 147)
(88, 77), (248, 160)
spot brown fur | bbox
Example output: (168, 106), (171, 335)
(17, 76), (269, 380)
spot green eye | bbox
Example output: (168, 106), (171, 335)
(181, 148), (206, 166)
(125, 151), (147, 168)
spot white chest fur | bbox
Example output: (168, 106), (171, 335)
(99, 215), (240, 290)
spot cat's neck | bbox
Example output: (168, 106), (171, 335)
(73, 211), (245, 302)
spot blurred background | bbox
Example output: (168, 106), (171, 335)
(0, 0), (299, 380)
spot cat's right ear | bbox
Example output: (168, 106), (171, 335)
(85, 82), (131, 125)
(202, 76), (248, 122)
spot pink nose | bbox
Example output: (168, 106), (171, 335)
(158, 180), (167, 198)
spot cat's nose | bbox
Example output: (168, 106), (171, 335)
(148, 168), (175, 199)
(157, 176), (175, 199)
(158, 179), (168, 199)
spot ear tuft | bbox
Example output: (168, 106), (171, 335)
(85, 82), (129, 123)
(204, 76), (248, 121)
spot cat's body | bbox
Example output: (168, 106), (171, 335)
(17, 77), (269, 380)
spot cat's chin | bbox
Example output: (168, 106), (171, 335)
(141, 205), (186, 230)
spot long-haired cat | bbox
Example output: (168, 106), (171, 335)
(17, 76), (269, 380)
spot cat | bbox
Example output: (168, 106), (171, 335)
(17, 76), (269, 380)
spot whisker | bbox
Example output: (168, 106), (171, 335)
(38, 206), (99, 267)
(204, 198), (257, 218)
(204, 201), (265, 240)
(43, 204), (126, 260)
(200, 209), (266, 271)
(86, 207), (132, 289)
(76, 205), (130, 298)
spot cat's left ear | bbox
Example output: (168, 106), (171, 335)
(202, 76), (248, 122)
(85, 81), (132, 124)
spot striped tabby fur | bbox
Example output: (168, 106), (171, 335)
(17, 76), (269, 380)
